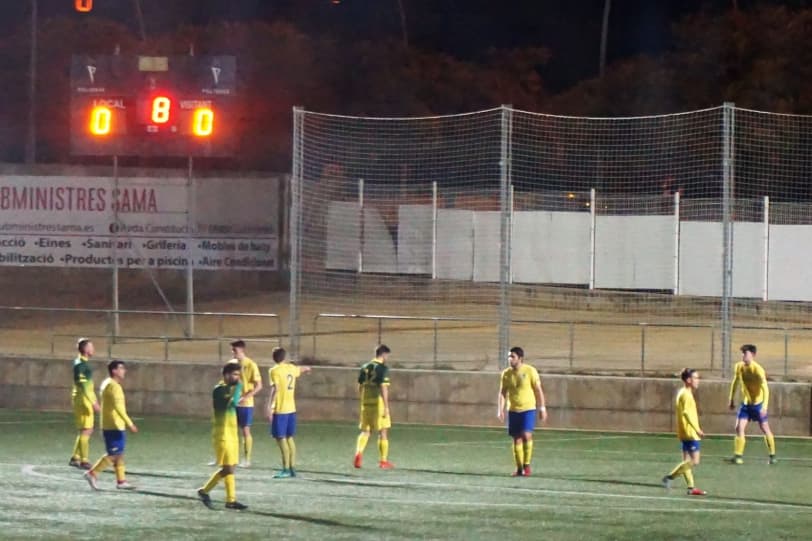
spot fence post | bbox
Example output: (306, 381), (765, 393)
(289, 106), (304, 360)
(433, 318), (438, 369)
(762, 196), (770, 301)
(432, 181), (438, 280)
(498, 105), (513, 369)
(377, 317), (382, 346)
(640, 324), (647, 374)
(721, 102), (736, 376)
(589, 188), (597, 290)
(784, 329), (789, 377)
(568, 322), (575, 369)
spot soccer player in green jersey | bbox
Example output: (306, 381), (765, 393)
(497, 346), (547, 477)
(662, 368), (707, 496)
(266, 347), (311, 478)
(354, 345), (394, 469)
(197, 362), (246, 510)
(729, 344), (776, 464)
(69, 338), (100, 469)
(84, 360), (138, 490)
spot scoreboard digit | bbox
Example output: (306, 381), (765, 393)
(70, 55), (237, 157)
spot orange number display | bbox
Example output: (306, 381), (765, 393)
(192, 108), (214, 137)
(75, 0), (93, 12)
(151, 96), (172, 124)
(89, 106), (111, 135)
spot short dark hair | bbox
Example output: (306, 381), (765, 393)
(222, 361), (241, 376)
(375, 344), (391, 357)
(680, 368), (697, 382)
(509, 346), (524, 359)
(108, 360), (126, 375)
(77, 338), (90, 354)
(740, 344), (757, 355)
(230, 339), (246, 349)
(272, 347), (286, 363)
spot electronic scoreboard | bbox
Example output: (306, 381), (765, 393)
(70, 55), (237, 157)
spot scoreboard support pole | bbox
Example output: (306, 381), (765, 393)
(186, 155), (195, 337)
(112, 155), (121, 340)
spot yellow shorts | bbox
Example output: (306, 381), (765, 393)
(359, 406), (392, 432)
(73, 402), (94, 430)
(214, 439), (239, 467)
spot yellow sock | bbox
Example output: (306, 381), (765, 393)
(79, 434), (90, 462)
(684, 466), (695, 488)
(201, 470), (222, 493)
(668, 459), (690, 478)
(114, 460), (126, 482)
(90, 456), (110, 475)
(244, 433), (253, 463)
(513, 442), (525, 469)
(378, 438), (389, 462)
(523, 440), (534, 466)
(72, 435), (82, 460)
(356, 433), (370, 455)
(223, 473), (236, 503)
(764, 435), (776, 455)
(277, 438), (290, 469)
(734, 435), (746, 456)
(287, 437), (297, 469)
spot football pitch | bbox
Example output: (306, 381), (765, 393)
(2, 410), (811, 541)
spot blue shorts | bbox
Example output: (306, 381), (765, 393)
(681, 440), (701, 453)
(103, 430), (126, 455)
(738, 403), (767, 422)
(236, 406), (254, 428)
(507, 410), (536, 437)
(270, 413), (297, 439)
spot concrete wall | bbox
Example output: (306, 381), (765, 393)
(2, 357), (810, 436)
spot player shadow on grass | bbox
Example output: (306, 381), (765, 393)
(542, 475), (662, 489)
(396, 467), (506, 478)
(127, 471), (194, 480)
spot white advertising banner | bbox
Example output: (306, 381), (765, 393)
(0, 176), (277, 270)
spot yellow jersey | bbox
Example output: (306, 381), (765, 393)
(675, 387), (701, 441)
(269, 362), (302, 414)
(71, 355), (97, 407)
(500, 364), (540, 412)
(100, 377), (134, 431)
(212, 380), (242, 443)
(233, 356), (261, 407)
(728, 360), (769, 408)
(358, 359), (390, 409)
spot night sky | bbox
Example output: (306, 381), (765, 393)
(0, 1), (807, 91)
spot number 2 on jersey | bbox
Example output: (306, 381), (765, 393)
(286, 373), (294, 391)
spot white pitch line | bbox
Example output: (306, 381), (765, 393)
(0, 417), (144, 425)
(18, 463), (812, 514)
(429, 435), (629, 446)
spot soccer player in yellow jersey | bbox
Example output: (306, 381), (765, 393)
(197, 362), (247, 510)
(69, 338), (100, 469)
(661, 368), (707, 496)
(728, 344), (777, 465)
(266, 347), (311, 478)
(497, 346), (547, 477)
(231, 340), (263, 468)
(83, 360), (138, 490)
(354, 345), (394, 469)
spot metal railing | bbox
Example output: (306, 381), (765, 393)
(0, 305), (282, 362)
(311, 312), (811, 376)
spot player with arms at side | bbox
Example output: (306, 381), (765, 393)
(197, 362), (247, 510)
(729, 344), (777, 464)
(69, 338), (100, 469)
(231, 340), (263, 468)
(497, 346), (547, 477)
(266, 347), (311, 478)
(662, 368), (707, 496)
(354, 345), (394, 469)
(84, 360), (138, 490)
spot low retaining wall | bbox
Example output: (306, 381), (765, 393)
(2, 358), (809, 436)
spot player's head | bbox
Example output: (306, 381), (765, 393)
(375, 344), (391, 361)
(108, 359), (127, 379)
(740, 344), (757, 364)
(77, 337), (94, 357)
(230, 339), (246, 359)
(222, 360), (241, 383)
(681, 368), (699, 389)
(508, 346), (524, 369)
(272, 346), (287, 364)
